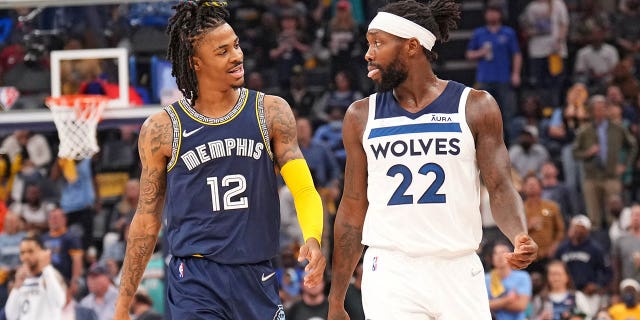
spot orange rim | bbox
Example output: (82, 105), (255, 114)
(45, 94), (109, 109)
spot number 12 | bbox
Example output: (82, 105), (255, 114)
(207, 174), (249, 211)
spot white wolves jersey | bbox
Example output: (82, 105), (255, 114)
(361, 81), (482, 258)
(4, 265), (66, 320)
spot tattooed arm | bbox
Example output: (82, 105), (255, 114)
(467, 90), (537, 269)
(114, 111), (171, 319)
(265, 95), (326, 287)
(328, 99), (369, 320)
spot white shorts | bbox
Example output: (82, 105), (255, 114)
(361, 247), (491, 320)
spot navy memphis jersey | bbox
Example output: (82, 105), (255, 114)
(163, 88), (280, 264)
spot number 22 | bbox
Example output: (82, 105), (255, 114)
(387, 163), (446, 205)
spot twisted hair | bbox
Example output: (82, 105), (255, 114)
(380, 0), (460, 61)
(166, 0), (230, 103)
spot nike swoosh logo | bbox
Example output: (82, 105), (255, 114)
(471, 268), (483, 277)
(261, 272), (276, 282)
(183, 126), (204, 137)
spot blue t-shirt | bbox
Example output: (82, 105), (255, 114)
(41, 231), (82, 281)
(0, 232), (26, 269)
(60, 158), (95, 213)
(486, 270), (532, 320)
(468, 26), (520, 83)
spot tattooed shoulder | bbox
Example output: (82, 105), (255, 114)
(264, 95), (295, 142)
(139, 111), (173, 160)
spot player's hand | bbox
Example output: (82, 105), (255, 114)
(328, 304), (350, 320)
(298, 237), (325, 288)
(504, 234), (537, 270)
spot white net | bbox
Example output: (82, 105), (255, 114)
(46, 95), (107, 160)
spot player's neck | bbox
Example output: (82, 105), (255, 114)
(392, 69), (443, 110)
(193, 88), (241, 118)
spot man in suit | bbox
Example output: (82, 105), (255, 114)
(573, 95), (637, 230)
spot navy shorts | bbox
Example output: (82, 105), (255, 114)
(167, 256), (285, 320)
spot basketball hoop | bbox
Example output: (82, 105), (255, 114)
(46, 95), (108, 160)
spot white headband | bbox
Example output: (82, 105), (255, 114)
(368, 12), (437, 51)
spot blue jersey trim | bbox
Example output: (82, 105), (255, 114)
(368, 122), (462, 139)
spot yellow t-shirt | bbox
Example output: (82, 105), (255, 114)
(609, 303), (640, 320)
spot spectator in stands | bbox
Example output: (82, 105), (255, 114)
(613, 204), (640, 285)
(324, 0), (363, 78)
(608, 278), (640, 319)
(0, 151), (19, 204)
(486, 242), (532, 320)
(5, 234), (66, 320)
(0, 212), (25, 305)
(0, 130), (52, 175)
(274, 246), (304, 309)
(129, 290), (162, 320)
(41, 208), (83, 287)
(62, 278), (98, 320)
(547, 84), (589, 208)
(50, 158), (99, 250)
(573, 26), (619, 94)
(568, 0), (611, 46)
(466, 4), (521, 144)
(297, 117), (340, 209)
(1, 130), (52, 203)
(269, 9), (310, 91)
(541, 162), (575, 225)
(509, 95), (549, 149)
(607, 85), (636, 125)
(523, 174), (565, 274)
(287, 279), (328, 320)
(610, 58), (640, 102)
(108, 179), (138, 235)
(520, 0), (569, 108)
(531, 260), (592, 320)
(80, 264), (118, 320)
(9, 184), (54, 233)
(312, 70), (363, 124)
(615, 0), (640, 58)
(555, 215), (612, 300)
(283, 67), (318, 119)
(572, 95), (637, 229)
(608, 194), (631, 246)
(509, 126), (550, 178)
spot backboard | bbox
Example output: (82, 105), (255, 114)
(50, 48), (129, 108)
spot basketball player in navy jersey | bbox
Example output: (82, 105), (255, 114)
(328, 1), (538, 319)
(113, 1), (325, 319)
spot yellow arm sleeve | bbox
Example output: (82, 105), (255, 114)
(280, 158), (323, 244)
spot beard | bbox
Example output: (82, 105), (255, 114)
(373, 59), (408, 92)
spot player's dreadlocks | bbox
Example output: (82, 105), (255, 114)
(380, 0), (461, 61)
(166, 0), (230, 104)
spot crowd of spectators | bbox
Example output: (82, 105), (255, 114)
(0, 0), (640, 319)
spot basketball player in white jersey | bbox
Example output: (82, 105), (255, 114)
(5, 234), (66, 320)
(328, 1), (538, 319)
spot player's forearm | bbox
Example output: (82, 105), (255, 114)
(117, 214), (161, 302)
(328, 205), (364, 303)
(489, 182), (527, 245)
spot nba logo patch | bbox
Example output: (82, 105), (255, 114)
(372, 256), (378, 271)
(178, 262), (184, 278)
(273, 304), (285, 320)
